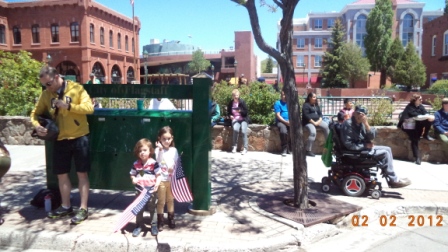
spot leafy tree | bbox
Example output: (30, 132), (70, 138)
(339, 43), (370, 88)
(394, 42), (426, 89)
(321, 19), (347, 88)
(232, 0), (309, 209)
(386, 37), (405, 84)
(0, 50), (43, 116)
(264, 56), (274, 73)
(365, 0), (393, 87)
(429, 80), (448, 96)
(187, 49), (210, 74)
(445, 0), (448, 15)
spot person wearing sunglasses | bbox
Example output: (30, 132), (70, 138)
(30, 66), (94, 224)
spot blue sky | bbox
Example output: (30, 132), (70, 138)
(95, 0), (445, 61)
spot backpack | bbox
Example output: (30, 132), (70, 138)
(30, 188), (62, 210)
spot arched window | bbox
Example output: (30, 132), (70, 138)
(125, 35), (129, 51)
(117, 33), (121, 50)
(70, 22), (79, 42)
(356, 14), (367, 54)
(432, 35), (436, 56)
(402, 14), (414, 47)
(100, 27), (104, 45)
(0, 25), (6, 44)
(51, 24), (59, 43)
(90, 24), (95, 43)
(13, 26), (21, 44)
(31, 24), (40, 44)
(444, 30), (448, 56)
(109, 30), (113, 48)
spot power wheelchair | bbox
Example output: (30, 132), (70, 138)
(321, 119), (384, 199)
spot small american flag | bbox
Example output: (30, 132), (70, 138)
(112, 187), (152, 233)
(170, 157), (193, 202)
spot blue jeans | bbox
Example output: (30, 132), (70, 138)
(232, 120), (248, 149)
(304, 121), (329, 151)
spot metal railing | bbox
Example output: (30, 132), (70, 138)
(316, 96), (393, 118)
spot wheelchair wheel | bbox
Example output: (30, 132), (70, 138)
(370, 189), (381, 199)
(341, 175), (366, 197)
(322, 183), (331, 193)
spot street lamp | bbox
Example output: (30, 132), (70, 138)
(46, 54), (52, 66)
(211, 64), (215, 81)
(143, 49), (148, 84)
(234, 60), (238, 86)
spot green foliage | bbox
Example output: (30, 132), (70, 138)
(0, 50), (44, 116)
(264, 57), (274, 73)
(366, 97), (395, 126)
(387, 38), (405, 83)
(321, 19), (348, 88)
(394, 42), (426, 88)
(429, 79), (448, 96)
(339, 43), (370, 88)
(187, 49), (210, 74)
(365, 0), (393, 73)
(212, 81), (279, 125)
(430, 95), (443, 111)
(445, 0), (448, 15)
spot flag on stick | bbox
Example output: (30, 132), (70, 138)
(170, 156), (193, 202)
(112, 187), (152, 233)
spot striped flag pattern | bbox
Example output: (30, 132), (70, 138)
(112, 187), (152, 233)
(170, 157), (193, 202)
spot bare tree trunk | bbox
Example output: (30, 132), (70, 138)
(236, 0), (308, 209)
(380, 68), (387, 88)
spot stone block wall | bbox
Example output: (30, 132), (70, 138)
(0, 116), (44, 145)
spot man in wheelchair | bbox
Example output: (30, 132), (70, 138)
(340, 106), (411, 189)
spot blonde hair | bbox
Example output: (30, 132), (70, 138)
(232, 89), (240, 96)
(133, 138), (154, 158)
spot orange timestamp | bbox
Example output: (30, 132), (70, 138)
(351, 215), (444, 227)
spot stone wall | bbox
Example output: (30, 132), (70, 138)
(1, 117), (447, 163)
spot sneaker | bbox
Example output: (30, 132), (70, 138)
(415, 157), (421, 165)
(47, 206), (73, 219)
(281, 148), (287, 157)
(389, 178), (411, 188)
(231, 146), (237, 153)
(424, 135), (435, 141)
(71, 208), (88, 224)
(150, 224), (158, 236)
(132, 226), (142, 237)
(241, 148), (247, 155)
(306, 151), (315, 157)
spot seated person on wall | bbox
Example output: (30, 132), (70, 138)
(148, 98), (177, 110)
(210, 100), (220, 127)
(301, 92), (329, 157)
(433, 98), (448, 156)
(339, 98), (355, 123)
(274, 91), (291, 156)
(341, 106), (411, 188)
(227, 89), (249, 155)
(397, 94), (435, 165)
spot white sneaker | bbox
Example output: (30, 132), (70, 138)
(232, 146), (237, 153)
(241, 148), (247, 155)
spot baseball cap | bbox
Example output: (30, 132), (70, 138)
(355, 106), (368, 115)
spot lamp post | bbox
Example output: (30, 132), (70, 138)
(234, 60), (238, 86)
(303, 63), (306, 87)
(46, 54), (52, 66)
(143, 49), (148, 84)
(211, 64), (215, 81)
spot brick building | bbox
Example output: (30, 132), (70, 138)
(281, 0), (442, 88)
(422, 14), (448, 88)
(0, 0), (140, 84)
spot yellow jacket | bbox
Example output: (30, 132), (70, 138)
(30, 80), (94, 141)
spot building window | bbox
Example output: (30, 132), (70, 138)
(125, 35), (129, 51)
(432, 35), (436, 56)
(70, 22), (79, 42)
(132, 38), (135, 53)
(328, 19), (335, 29)
(31, 24), (40, 44)
(356, 14), (367, 55)
(296, 55), (305, 67)
(90, 24), (95, 43)
(0, 25), (6, 44)
(100, 27), (104, 45)
(315, 37), (322, 48)
(444, 31), (448, 55)
(109, 30), (113, 48)
(314, 19), (322, 29)
(327, 37), (333, 48)
(117, 33), (121, 50)
(297, 38), (305, 48)
(315, 55), (322, 67)
(402, 14), (414, 47)
(51, 24), (59, 43)
(13, 26), (21, 44)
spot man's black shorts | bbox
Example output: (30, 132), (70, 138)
(52, 135), (90, 175)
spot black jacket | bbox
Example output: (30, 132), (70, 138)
(227, 98), (250, 123)
(301, 102), (322, 126)
(397, 103), (428, 129)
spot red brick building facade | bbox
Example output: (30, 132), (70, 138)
(0, 0), (140, 84)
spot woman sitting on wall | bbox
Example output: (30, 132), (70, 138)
(227, 89), (250, 155)
(302, 92), (329, 157)
(397, 94), (435, 165)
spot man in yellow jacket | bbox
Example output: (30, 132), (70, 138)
(31, 66), (94, 224)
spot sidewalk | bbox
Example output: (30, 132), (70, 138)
(0, 146), (447, 252)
